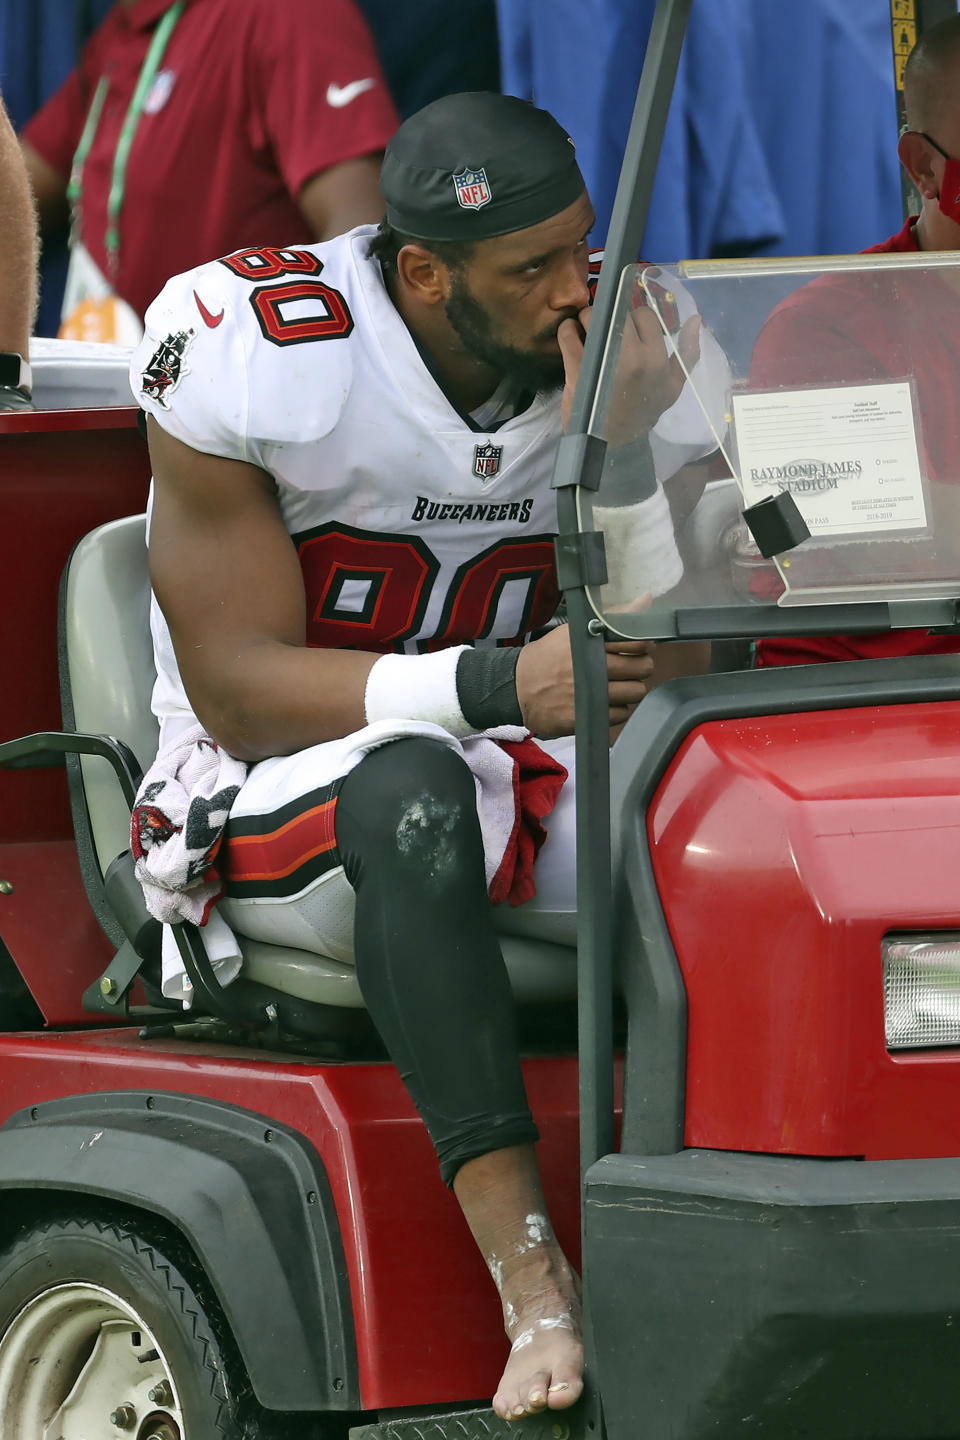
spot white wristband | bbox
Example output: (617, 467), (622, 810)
(594, 484), (684, 607)
(363, 646), (474, 737)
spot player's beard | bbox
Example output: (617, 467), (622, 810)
(444, 271), (567, 394)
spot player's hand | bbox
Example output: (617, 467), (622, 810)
(558, 313), (588, 433)
(558, 301), (700, 441)
(515, 622), (655, 738)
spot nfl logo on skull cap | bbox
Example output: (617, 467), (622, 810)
(473, 442), (502, 480)
(453, 168), (492, 211)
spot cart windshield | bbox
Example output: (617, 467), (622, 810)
(577, 252), (960, 641)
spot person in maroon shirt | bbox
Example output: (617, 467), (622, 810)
(19, 0), (399, 327)
(750, 14), (960, 667)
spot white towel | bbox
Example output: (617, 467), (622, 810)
(131, 723), (247, 926)
(131, 723), (248, 1005)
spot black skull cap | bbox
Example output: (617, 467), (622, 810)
(381, 91), (586, 243)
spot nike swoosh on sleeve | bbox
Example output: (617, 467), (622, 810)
(326, 78), (376, 108)
(194, 291), (224, 328)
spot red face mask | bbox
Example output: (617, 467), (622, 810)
(921, 132), (960, 225)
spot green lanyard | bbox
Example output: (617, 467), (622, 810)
(67, 1), (185, 278)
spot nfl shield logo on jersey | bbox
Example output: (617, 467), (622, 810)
(473, 442), (502, 480)
(453, 168), (492, 211)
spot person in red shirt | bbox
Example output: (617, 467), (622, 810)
(749, 14), (960, 667)
(19, 0), (398, 333)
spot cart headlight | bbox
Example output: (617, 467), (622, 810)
(883, 933), (960, 1049)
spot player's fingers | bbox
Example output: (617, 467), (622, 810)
(557, 317), (584, 380)
(676, 313), (701, 372)
(629, 302), (663, 349)
(558, 315), (587, 432)
(607, 679), (649, 708)
(608, 701), (641, 726)
(607, 677), (653, 704)
(661, 316), (701, 401)
(604, 639), (653, 656)
(606, 653), (655, 681)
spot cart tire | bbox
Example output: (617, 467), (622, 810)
(0, 1212), (250, 1439)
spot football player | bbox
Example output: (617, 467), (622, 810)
(133, 91), (721, 1420)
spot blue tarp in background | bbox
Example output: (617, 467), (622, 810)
(0, 0), (113, 334)
(497, 0), (914, 259)
(0, 0), (947, 330)
(0, 0), (111, 131)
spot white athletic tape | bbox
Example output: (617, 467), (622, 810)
(363, 645), (474, 737)
(594, 484), (684, 606)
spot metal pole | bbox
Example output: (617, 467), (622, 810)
(566, 0), (693, 441)
(551, 9), (691, 1435)
(551, 0), (692, 1187)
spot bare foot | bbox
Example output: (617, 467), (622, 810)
(492, 1239), (584, 1421)
(451, 1146), (585, 1422)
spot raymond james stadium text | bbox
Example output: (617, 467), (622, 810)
(749, 459), (863, 493)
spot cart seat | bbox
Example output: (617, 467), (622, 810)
(63, 514), (579, 1014)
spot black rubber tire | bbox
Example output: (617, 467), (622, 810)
(0, 1212), (247, 1437)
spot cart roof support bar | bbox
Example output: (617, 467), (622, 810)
(550, 0), (692, 1188)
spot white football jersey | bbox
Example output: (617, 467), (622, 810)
(131, 227), (725, 740)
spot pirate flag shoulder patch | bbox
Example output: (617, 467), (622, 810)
(140, 326), (195, 409)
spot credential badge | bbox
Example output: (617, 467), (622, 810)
(453, 168), (492, 211)
(140, 327), (195, 409)
(143, 68), (176, 115)
(473, 442), (502, 480)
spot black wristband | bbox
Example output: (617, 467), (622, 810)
(455, 646), (523, 731)
(603, 433), (657, 505)
(0, 353), (31, 391)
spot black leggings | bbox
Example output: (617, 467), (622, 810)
(335, 737), (538, 1185)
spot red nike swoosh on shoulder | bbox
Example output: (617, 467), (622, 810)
(194, 290), (224, 327)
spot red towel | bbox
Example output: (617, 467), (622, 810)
(487, 736), (569, 907)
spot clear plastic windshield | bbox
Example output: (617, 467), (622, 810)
(576, 253), (960, 640)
